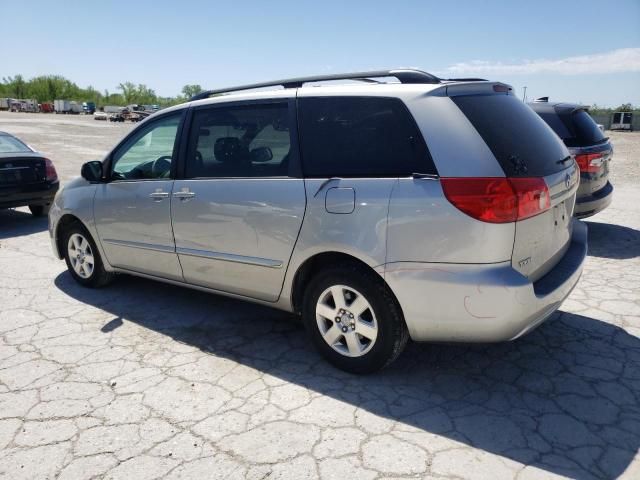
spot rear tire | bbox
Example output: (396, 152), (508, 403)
(28, 204), (50, 217)
(302, 264), (408, 374)
(62, 224), (114, 288)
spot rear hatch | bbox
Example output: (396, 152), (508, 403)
(450, 91), (578, 281)
(543, 106), (612, 198)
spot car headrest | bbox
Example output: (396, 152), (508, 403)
(214, 137), (248, 164)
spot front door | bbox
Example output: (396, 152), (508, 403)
(94, 112), (184, 281)
(171, 99), (306, 302)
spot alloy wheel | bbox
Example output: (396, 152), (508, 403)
(315, 284), (378, 357)
(67, 233), (95, 279)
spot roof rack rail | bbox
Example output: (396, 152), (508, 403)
(190, 69), (442, 101)
(444, 77), (488, 82)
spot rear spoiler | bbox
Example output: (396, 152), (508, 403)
(428, 81), (514, 97)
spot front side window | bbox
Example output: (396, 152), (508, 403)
(298, 96), (434, 177)
(111, 114), (181, 180)
(185, 102), (292, 178)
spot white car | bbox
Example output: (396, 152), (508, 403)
(94, 111), (108, 121)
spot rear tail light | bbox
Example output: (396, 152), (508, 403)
(441, 177), (550, 223)
(574, 152), (604, 173)
(44, 158), (58, 182)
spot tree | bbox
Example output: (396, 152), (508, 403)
(618, 103), (633, 112)
(2, 75), (26, 98)
(117, 82), (136, 104)
(181, 84), (203, 99)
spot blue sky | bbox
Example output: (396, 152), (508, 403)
(1, 0), (639, 106)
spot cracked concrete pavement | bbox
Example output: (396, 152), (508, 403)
(0, 113), (639, 479)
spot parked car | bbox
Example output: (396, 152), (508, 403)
(94, 111), (108, 121)
(0, 131), (59, 216)
(530, 99), (613, 218)
(108, 112), (124, 122)
(49, 69), (586, 373)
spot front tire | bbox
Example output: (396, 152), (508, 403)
(302, 265), (408, 374)
(62, 224), (114, 288)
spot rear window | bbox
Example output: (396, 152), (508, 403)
(0, 135), (30, 153)
(452, 94), (568, 177)
(565, 110), (606, 147)
(298, 96), (435, 177)
(536, 109), (606, 147)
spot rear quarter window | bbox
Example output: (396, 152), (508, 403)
(298, 96), (435, 177)
(452, 94), (569, 177)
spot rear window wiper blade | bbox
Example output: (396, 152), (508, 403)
(556, 155), (573, 165)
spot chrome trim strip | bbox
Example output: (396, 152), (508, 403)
(102, 238), (175, 253)
(176, 247), (283, 269)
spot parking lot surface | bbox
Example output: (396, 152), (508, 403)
(0, 112), (639, 479)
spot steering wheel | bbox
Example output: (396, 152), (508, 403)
(151, 156), (172, 178)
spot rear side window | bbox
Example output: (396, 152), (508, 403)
(185, 102), (292, 178)
(452, 94), (568, 177)
(298, 96), (435, 177)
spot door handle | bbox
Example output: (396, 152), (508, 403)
(173, 190), (196, 201)
(149, 191), (169, 201)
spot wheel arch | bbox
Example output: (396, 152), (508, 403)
(289, 251), (404, 320)
(54, 214), (88, 259)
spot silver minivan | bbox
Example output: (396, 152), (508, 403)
(49, 70), (587, 373)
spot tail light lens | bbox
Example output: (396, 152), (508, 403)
(574, 152), (604, 173)
(441, 177), (550, 223)
(44, 158), (58, 182)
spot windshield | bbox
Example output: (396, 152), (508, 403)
(0, 134), (31, 153)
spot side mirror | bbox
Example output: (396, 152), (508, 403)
(250, 146), (273, 163)
(81, 161), (103, 182)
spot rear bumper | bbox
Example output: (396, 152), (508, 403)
(0, 182), (59, 209)
(574, 181), (613, 218)
(385, 220), (587, 342)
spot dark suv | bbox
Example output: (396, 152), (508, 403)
(530, 99), (613, 218)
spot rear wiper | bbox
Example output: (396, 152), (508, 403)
(556, 155), (573, 165)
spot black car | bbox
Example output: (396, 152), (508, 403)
(0, 131), (59, 216)
(530, 99), (613, 218)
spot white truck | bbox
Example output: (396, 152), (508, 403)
(54, 99), (71, 114)
(69, 101), (83, 114)
(0, 98), (11, 111)
(9, 99), (38, 112)
(611, 112), (633, 131)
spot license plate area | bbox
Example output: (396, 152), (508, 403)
(0, 167), (36, 185)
